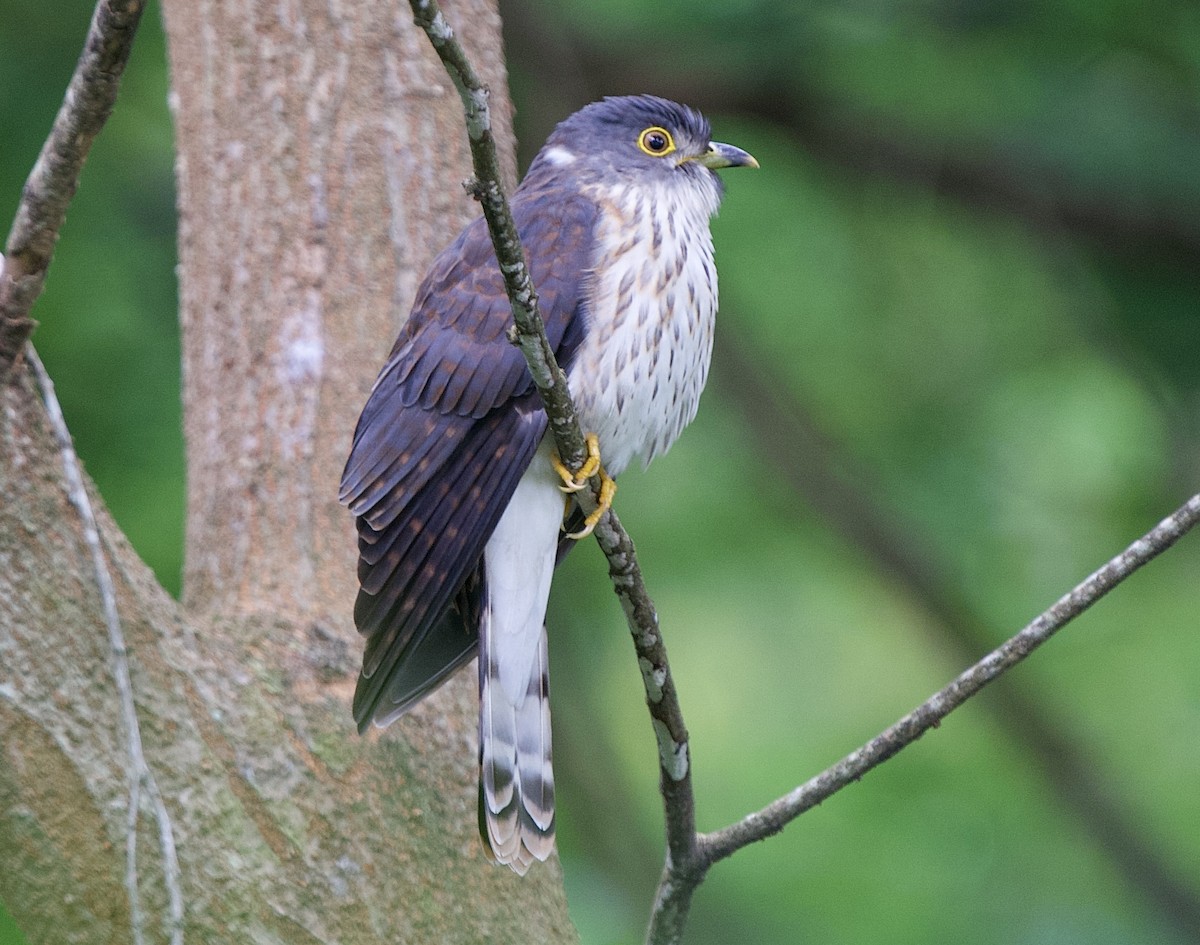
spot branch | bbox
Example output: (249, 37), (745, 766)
(27, 344), (184, 945)
(0, 0), (145, 381)
(699, 493), (1200, 864)
(594, 509), (697, 870)
(712, 332), (1200, 937)
(406, 0), (701, 933)
(407, 0), (588, 473)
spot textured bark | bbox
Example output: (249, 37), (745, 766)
(0, 0), (576, 941)
(169, 0), (517, 620)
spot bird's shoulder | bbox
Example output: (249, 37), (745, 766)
(400, 177), (600, 344)
(367, 176), (599, 420)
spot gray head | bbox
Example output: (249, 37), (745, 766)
(525, 95), (757, 191)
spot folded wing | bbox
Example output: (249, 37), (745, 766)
(340, 183), (597, 730)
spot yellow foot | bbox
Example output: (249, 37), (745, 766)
(564, 472), (617, 540)
(551, 432), (602, 493)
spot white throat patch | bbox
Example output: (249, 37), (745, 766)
(542, 146), (577, 166)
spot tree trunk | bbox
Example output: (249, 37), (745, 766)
(0, 1), (577, 941)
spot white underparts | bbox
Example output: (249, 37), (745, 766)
(570, 172), (722, 475)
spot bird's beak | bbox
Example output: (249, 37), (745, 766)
(694, 141), (759, 170)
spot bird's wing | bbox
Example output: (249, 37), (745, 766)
(340, 186), (597, 730)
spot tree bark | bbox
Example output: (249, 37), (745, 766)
(0, 1), (577, 941)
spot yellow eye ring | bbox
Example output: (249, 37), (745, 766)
(637, 126), (676, 157)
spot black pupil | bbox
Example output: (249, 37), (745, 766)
(646, 132), (667, 152)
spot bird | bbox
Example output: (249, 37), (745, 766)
(339, 95), (756, 874)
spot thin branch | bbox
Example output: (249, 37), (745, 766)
(407, 0), (588, 473)
(26, 344), (184, 945)
(699, 493), (1200, 866)
(0, 0), (145, 381)
(713, 332), (1200, 937)
(595, 510), (698, 870)
(405, 0), (702, 934)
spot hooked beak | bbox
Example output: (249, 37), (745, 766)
(694, 141), (759, 170)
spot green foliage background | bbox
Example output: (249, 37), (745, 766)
(2, 1), (1198, 943)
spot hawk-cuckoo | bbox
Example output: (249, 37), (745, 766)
(340, 95), (756, 873)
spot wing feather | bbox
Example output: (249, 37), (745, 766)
(353, 402), (546, 725)
(341, 178), (598, 730)
(354, 403), (543, 655)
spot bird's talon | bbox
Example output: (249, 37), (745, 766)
(573, 433), (602, 482)
(551, 432), (603, 492)
(564, 473), (617, 540)
(557, 476), (586, 495)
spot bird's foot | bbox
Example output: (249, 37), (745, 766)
(551, 433), (615, 540)
(564, 471), (617, 540)
(551, 432), (602, 493)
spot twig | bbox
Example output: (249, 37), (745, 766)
(2, 0), (174, 933)
(713, 333), (1200, 937)
(0, 0), (145, 381)
(405, 1), (702, 936)
(27, 345), (185, 945)
(407, 0), (589, 473)
(595, 510), (698, 869)
(699, 493), (1200, 864)
(641, 495), (1200, 945)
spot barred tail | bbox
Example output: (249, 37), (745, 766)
(479, 615), (555, 874)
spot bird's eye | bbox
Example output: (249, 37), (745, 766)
(637, 126), (676, 157)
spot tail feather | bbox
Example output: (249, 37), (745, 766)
(479, 607), (555, 874)
(475, 450), (562, 873)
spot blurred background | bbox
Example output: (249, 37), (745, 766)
(2, 1), (1199, 943)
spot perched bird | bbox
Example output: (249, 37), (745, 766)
(340, 95), (756, 873)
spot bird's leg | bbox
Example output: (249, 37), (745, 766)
(551, 432), (602, 493)
(551, 433), (616, 540)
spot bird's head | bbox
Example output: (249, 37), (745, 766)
(528, 95), (758, 189)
